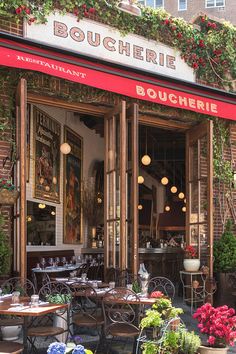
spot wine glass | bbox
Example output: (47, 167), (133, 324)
(61, 257), (67, 267)
(55, 257), (60, 267)
(40, 257), (46, 269)
(48, 257), (54, 267)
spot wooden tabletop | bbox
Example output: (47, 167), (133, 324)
(0, 296), (68, 317)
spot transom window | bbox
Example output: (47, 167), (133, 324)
(178, 0), (187, 10)
(206, 0), (225, 7)
(138, 0), (164, 8)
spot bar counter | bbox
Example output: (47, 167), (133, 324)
(139, 247), (184, 284)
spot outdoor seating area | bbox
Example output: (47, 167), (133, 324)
(1, 269), (236, 354)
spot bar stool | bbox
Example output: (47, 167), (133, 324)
(0, 341), (24, 354)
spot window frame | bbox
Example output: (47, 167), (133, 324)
(138, 0), (164, 8)
(205, 0), (225, 8)
(178, 0), (187, 11)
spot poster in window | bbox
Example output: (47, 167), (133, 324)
(64, 126), (83, 244)
(34, 107), (61, 203)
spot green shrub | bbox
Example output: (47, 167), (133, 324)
(214, 220), (236, 272)
(0, 215), (11, 275)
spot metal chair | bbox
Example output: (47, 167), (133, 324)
(147, 276), (175, 300)
(105, 267), (120, 285)
(1, 277), (35, 296)
(71, 281), (104, 352)
(0, 277), (35, 329)
(27, 281), (72, 352)
(0, 341), (24, 354)
(102, 287), (140, 353)
(76, 263), (89, 277)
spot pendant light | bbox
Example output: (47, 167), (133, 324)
(178, 168), (185, 199)
(138, 204), (143, 210)
(165, 205), (170, 212)
(60, 113), (71, 155)
(141, 127), (151, 166)
(182, 206), (186, 212)
(161, 143), (168, 185)
(138, 175), (144, 184)
(171, 142), (178, 193)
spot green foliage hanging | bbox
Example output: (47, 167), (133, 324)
(0, 215), (11, 275)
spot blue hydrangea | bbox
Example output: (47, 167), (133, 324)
(72, 345), (85, 354)
(47, 342), (66, 354)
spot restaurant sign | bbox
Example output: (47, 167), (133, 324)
(24, 13), (195, 82)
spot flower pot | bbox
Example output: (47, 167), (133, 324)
(1, 325), (22, 341)
(145, 327), (159, 339)
(170, 318), (180, 331)
(198, 345), (228, 354)
(0, 189), (19, 205)
(183, 259), (200, 272)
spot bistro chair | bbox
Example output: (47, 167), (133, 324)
(0, 277), (35, 330)
(148, 276), (175, 300)
(71, 282), (104, 352)
(32, 271), (51, 293)
(27, 281), (72, 352)
(76, 263), (89, 277)
(102, 287), (140, 354)
(105, 267), (120, 285)
(0, 341), (24, 354)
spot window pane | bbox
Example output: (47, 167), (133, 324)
(146, 0), (155, 7)
(216, 0), (224, 6)
(179, 0), (187, 10)
(138, 0), (145, 5)
(156, 0), (163, 7)
(206, 0), (215, 7)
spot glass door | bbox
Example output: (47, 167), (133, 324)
(104, 101), (139, 274)
(186, 120), (213, 277)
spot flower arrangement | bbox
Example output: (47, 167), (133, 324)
(150, 290), (164, 298)
(0, 177), (19, 204)
(47, 342), (93, 354)
(193, 303), (236, 348)
(184, 245), (197, 259)
(0, 178), (16, 191)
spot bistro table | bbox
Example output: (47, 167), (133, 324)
(0, 295), (68, 354)
(32, 264), (82, 274)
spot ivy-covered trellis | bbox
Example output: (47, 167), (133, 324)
(0, 0), (235, 91)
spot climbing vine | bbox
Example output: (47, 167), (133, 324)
(0, 0), (235, 90)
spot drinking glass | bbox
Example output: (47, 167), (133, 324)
(12, 291), (20, 304)
(40, 258), (46, 269)
(61, 257), (67, 267)
(71, 256), (76, 265)
(31, 294), (39, 307)
(81, 273), (87, 281)
(77, 255), (82, 264)
(109, 281), (115, 289)
(55, 257), (60, 266)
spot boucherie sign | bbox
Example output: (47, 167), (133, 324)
(24, 13), (194, 82)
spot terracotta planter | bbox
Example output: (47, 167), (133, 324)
(198, 345), (228, 354)
(183, 259), (200, 272)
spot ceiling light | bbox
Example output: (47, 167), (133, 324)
(165, 205), (170, 212)
(141, 154), (151, 166)
(138, 204), (143, 210)
(182, 206), (186, 212)
(178, 192), (185, 199)
(51, 211), (56, 216)
(60, 142), (71, 155)
(171, 186), (177, 193)
(161, 177), (169, 185)
(38, 203), (46, 209)
(138, 176), (144, 184)
(117, 0), (141, 16)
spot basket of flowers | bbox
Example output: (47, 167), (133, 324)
(0, 178), (19, 205)
(183, 245), (200, 272)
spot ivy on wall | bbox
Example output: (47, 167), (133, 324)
(0, 0), (235, 91)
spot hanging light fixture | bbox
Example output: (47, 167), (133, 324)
(38, 203), (46, 209)
(165, 205), (170, 212)
(161, 143), (168, 185)
(60, 142), (71, 155)
(141, 127), (151, 166)
(182, 206), (186, 212)
(171, 141), (178, 193)
(117, 0), (141, 16)
(178, 168), (185, 199)
(138, 204), (143, 210)
(138, 176), (144, 184)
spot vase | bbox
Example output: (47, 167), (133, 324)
(183, 259), (200, 272)
(198, 345), (228, 354)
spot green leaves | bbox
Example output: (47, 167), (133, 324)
(0, 215), (11, 276)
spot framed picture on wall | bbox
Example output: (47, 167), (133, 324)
(63, 126), (83, 244)
(33, 107), (61, 203)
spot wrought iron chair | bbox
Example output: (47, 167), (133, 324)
(102, 287), (140, 353)
(0, 341), (24, 354)
(27, 281), (72, 352)
(32, 271), (51, 293)
(76, 263), (89, 277)
(71, 281), (104, 352)
(147, 276), (175, 300)
(0, 277), (35, 329)
(106, 267), (120, 285)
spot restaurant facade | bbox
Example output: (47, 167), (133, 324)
(0, 2), (235, 286)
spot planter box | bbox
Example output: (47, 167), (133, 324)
(214, 272), (236, 308)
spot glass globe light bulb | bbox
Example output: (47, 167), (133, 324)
(141, 155), (151, 166)
(165, 205), (170, 212)
(138, 176), (144, 184)
(60, 142), (71, 155)
(170, 186), (177, 193)
(178, 192), (185, 199)
(161, 177), (169, 185)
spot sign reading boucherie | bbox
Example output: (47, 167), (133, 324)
(24, 13), (194, 82)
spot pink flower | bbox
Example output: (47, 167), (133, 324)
(15, 7), (22, 14)
(208, 336), (216, 345)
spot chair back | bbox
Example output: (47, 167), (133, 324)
(106, 267), (120, 285)
(102, 287), (140, 334)
(1, 277), (35, 296)
(70, 281), (98, 320)
(148, 276), (175, 300)
(76, 263), (89, 277)
(38, 280), (72, 304)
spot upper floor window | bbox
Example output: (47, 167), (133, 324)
(178, 0), (187, 10)
(206, 0), (225, 7)
(138, 0), (164, 8)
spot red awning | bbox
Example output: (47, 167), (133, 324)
(0, 37), (235, 120)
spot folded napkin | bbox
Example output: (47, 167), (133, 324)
(1, 294), (12, 298)
(7, 306), (30, 312)
(55, 278), (68, 282)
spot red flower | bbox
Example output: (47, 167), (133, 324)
(82, 4), (87, 9)
(150, 291), (164, 298)
(21, 5), (26, 10)
(171, 26), (177, 31)
(184, 245), (197, 258)
(199, 39), (205, 48)
(25, 8), (31, 15)
(164, 19), (170, 25)
(84, 11), (89, 17)
(207, 21), (212, 27)
(201, 16), (206, 22)
(211, 22), (217, 29)
(73, 8), (79, 16)
(89, 7), (96, 14)
(177, 32), (182, 39)
(15, 7), (22, 14)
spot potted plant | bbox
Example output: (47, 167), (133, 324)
(213, 220), (236, 306)
(47, 342), (93, 354)
(0, 178), (19, 205)
(140, 309), (164, 339)
(183, 245), (200, 272)
(193, 303), (236, 354)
